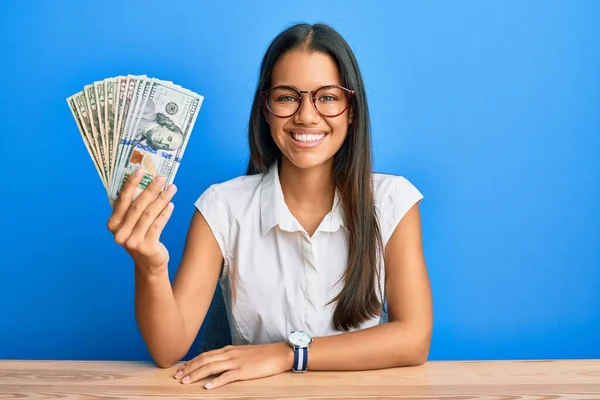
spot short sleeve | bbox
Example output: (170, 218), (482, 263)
(194, 186), (231, 259)
(378, 176), (424, 248)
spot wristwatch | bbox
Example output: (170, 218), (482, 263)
(288, 330), (312, 372)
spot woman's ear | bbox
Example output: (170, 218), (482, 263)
(262, 106), (271, 125)
(348, 106), (354, 124)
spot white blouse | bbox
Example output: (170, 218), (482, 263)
(194, 162), (423, 345)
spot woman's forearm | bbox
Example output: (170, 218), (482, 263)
(134, 265), (188, 368)
(306, 321), (431, 371)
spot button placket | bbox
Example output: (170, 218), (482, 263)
(301, 233), (320, 337)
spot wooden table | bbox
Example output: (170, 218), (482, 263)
(0, 359), (599, 399)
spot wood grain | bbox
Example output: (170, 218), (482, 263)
(0, 359), (599, 399)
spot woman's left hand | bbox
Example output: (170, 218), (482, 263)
(174, 343), (293, 389)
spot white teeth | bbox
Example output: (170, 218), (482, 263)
(292, 132), (325, 142)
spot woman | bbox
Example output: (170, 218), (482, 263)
(107, 23), (433, 389)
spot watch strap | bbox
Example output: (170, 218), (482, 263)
(292, 346), (308, 372)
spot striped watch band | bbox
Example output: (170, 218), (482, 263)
(293, 346), (308, 372)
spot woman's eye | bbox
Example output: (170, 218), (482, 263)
(277, 95), (298, 102)
(319, 95), (337, 102)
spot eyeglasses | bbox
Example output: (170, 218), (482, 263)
(260, 85), (355, 118)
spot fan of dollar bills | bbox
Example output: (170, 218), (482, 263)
(66, 75), (204, 206)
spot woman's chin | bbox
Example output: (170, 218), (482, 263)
(282, 152), (334, 171)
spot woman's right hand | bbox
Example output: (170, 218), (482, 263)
(107, 168), (177, 275)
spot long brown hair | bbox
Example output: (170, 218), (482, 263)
(246, 23), (383, 331)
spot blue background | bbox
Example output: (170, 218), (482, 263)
(1, 0), (598, 361)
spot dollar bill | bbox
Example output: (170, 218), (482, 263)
(110, 79), (204, 201)
(110, 75), (141, 197)
(113, 77), (128, 176)
(84, 84), (109, 185)
(128, 79), (153, 145)
(121, 78), (153, 181)
(73, 91), (108, 188)
(113, 76), (145, 191)
(94, 81), (107, 177)
(67, 95), (106, 186)
(104, 77), (119, 188)
(122, 76), (150, 160)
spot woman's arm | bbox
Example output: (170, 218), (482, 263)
(308, 202), (433, 369)
(175, 203), (432, 388)
(135, 210), (224, 368)
(108, 172), (224, 369)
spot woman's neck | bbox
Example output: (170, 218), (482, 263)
(278, 157), (335, 214)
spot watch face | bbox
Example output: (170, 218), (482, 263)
(289, 331), (312, 347)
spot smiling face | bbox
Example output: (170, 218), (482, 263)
(264, 50), (353, 171)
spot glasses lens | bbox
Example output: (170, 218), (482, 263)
(314, 86), (349, 117)
(267, 87), (300, 117)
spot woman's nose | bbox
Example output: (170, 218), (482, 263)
(294, 96), (320, 125)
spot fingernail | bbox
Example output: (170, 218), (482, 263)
(174, 371), (182, 379)
(182, 376), (190, 384)
(205, 382), (213, 389)
(135, 168), (144, 176)
(168, 184), (177, 192)
(157, 176), (166, 183)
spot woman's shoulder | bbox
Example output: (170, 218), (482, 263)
(206, 173), (264, 195)
(195, 172), (265, 214)
(372, 172), (424, 245)
(372, 172), (423, 201)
